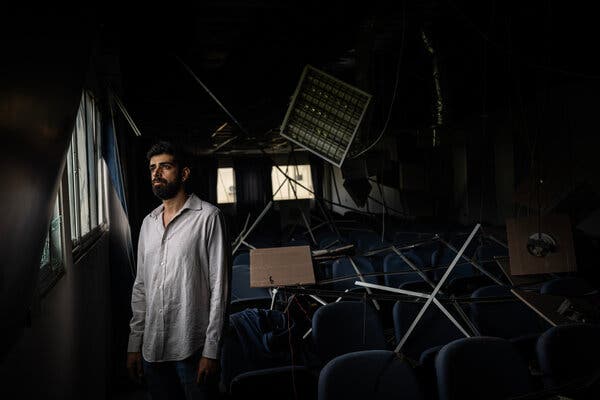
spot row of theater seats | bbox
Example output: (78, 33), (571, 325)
(222, 276), (598, 398)
(319, 324), (600, 400)
(233, 239), (508, 293)
(222, 301), (600, 399)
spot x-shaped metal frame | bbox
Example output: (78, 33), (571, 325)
(355, 223), (481, 353)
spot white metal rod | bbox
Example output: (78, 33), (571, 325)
(432, 298), (471, 337)
(354, 281), (470, 337)
(303, 289), (350, 340)
(348, 257), (380, 310)
(309, 294), (328, 306)
(232, 201), (273, 254)
(301, 211), (317, 245)
(394, 224), (480, 353)
(510, 289), (558, 327)
(437, 236), (503, 286)
(354, 281), (430, 299)
(392, 247), (437, 289)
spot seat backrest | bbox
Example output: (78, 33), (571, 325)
(393, 281), (464, 360)
(222, 308), (295, 388)
(469, 285), (549, 338)
(318, 350), (424, 400)
(433, 263), (475, 282)
(418, 345), (445, 400)
(446, 275), (494, 297)
(436, 337), (534, 400)
(383, 251), (424, 288)
(536, 323), (600, 388)
(540, 277), (595, 297)
(412, 242), (438, 268)
(347, 230), (387, 253)
(431, 243), (475, 281)
(317, 231), (344, 249)
(331, 256), (377, 290)
(431, 247), (457, 268)
(393, 231), (422, 246)
(233, 251), (250, 266)
(231, 365), (317, 399)
(474, 243), (508, 262)
(312, 301), (387, 365)
(231, 265), (271, 301)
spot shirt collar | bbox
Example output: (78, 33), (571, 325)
(150, 193), (203, 219)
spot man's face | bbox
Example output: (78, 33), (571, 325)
(149, 153), (186, 200)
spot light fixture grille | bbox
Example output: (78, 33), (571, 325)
(280, 65), (371, 167)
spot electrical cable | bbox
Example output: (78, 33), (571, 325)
(349, 0), (406, 160)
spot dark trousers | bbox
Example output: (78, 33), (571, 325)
(142, 351), (218, 400)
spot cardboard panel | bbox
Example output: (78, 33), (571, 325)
(250, 245), (315, 287)
(506, 214), (576, 275)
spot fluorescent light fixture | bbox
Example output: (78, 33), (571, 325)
(280, 65), (372, 167)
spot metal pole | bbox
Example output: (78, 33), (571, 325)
(232, 201), (273, 254)
(301, 211), (317, 245)
(392, 247), (437, 289)
(355, 281), (470, 337)
(303, 289), (350, 339)
(394, 224), (480, 353)
(176, 55), (250, 137)
(436, 235), (503, 286)
(348, 257), (380, 310)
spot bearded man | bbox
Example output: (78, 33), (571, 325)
(127, 141), (230, 400)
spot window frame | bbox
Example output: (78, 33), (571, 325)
(216, 167), (237, 204)
(37, 189), (66, 297)
(271, 163), (315, 201)
(66, 90), (108, 258)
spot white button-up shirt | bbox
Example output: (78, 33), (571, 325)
(128, 194), (230, 362)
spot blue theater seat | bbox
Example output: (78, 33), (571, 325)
(312, 301), (387, 365)
(436, 337), (535, 400)
(318, 350), (424, 400)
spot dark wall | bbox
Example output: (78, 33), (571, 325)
(107, 181), (137, 392)
(0, 229), (110, 399)
(454, 81), (600, 227)
(0, 8), (93, 358)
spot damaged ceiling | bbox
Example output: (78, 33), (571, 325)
(97, 1), (600, 155)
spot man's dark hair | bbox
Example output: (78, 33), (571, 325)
(146, 140), (190, 168)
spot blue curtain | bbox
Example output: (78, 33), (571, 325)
(102, 100), (135, 273)
(102, 103), (128, 215)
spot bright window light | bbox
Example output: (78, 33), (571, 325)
(217, 168), (236, 204)
(272, 164), (314, 200)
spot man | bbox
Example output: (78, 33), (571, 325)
(127, 141), (230, 400)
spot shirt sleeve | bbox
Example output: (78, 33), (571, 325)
(202, 210), (231, 359)
(127, 225), (147, 352)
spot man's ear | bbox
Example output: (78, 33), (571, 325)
(181, 166), (191, 182)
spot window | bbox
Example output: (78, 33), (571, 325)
(38, 194), (64, 294)
(217, 167), (236, 204)
(271, 164), (314, 200)
(66, 91), (106, 244)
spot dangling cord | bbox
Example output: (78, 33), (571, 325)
(285, 289), (298, 400)
(363, 293), (368, 345)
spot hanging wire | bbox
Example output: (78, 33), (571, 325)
(350, 0), (406, 160)
(478, 1), (495, 223)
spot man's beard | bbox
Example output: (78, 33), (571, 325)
(152, 178), (182, 200)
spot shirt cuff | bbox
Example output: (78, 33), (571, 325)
(127, 334), (143, 353)
(202, 339), (220, 359)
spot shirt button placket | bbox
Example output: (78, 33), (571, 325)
(160, 233), (167, 333)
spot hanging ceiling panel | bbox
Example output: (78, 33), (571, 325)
(280, 65), (371, 167)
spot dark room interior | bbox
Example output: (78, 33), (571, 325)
(2, 2), (600, 399)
